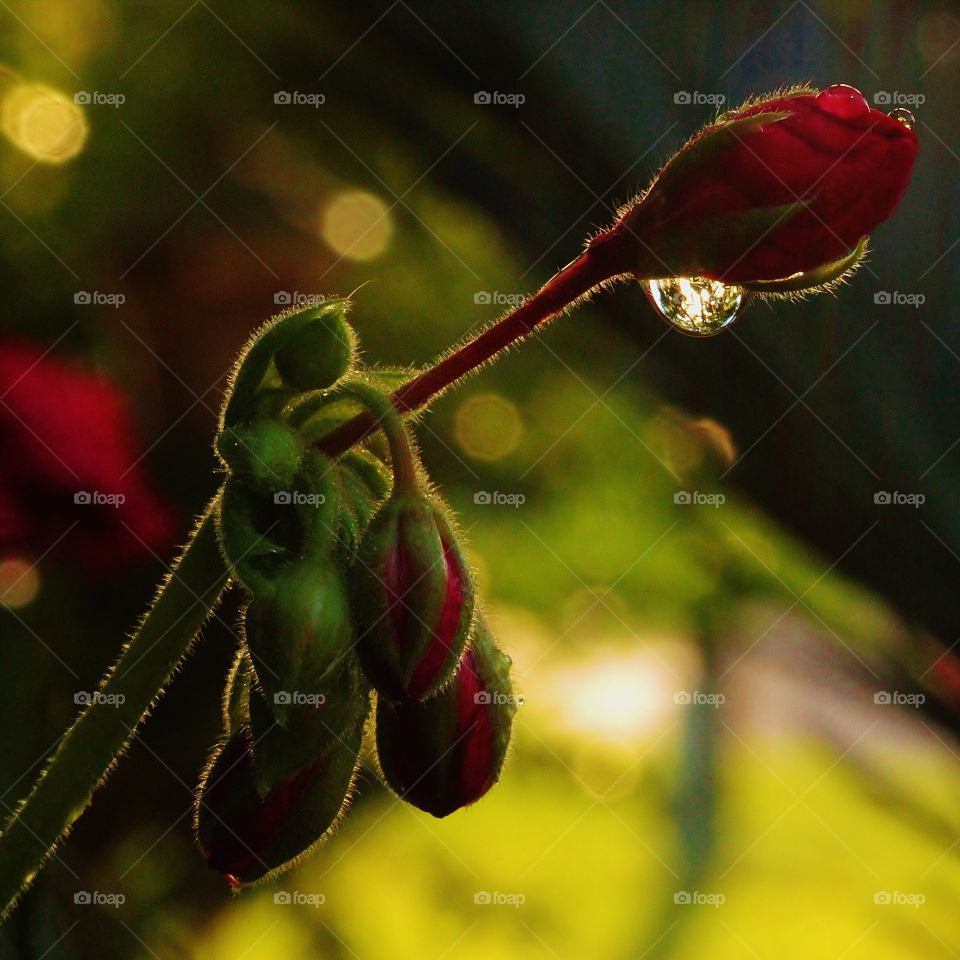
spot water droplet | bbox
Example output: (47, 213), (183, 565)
(888, 107), (915, 130)
(644, 277), (745, 337)
(816, 84), (870, 119)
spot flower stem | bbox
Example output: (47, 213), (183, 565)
(317, 227), (635, 457)
(329, 381), (421, 492)
(0, 500), (230, 921)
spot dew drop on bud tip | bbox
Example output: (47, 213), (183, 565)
(888, 107), (915, 130)
(816, 84), (870, 120)
(644, 277), (745, 337)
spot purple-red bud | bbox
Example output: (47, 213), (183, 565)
(375, 617), (515, 817)
(195, 725), (359, 886)
(195, 680), (368, 887)
(196, 650), (369, 886)
(351, 493), (473, 700)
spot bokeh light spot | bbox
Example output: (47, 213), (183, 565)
(320, 189), (392, 261)
(647, 406), (735, 478)
(455, 392), (522, 461)
(534, 648), (679, 747)
(1, 83), (87, 164)
(0, 557), (41, 609)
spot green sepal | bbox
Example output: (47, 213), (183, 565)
(223, 648), (255, 735)
(247, 655), (370, 797)
(216, 478), (296, 597)
(741, 235), (868, 294)
(194, 717), (362, 887)
(221, 299), (351, 428)
(273, 309), (354, 393)
(215, 417), (305, 491)
(331, 450), (391, 559)
(288, 451), (341, 557)
(242, 558), (355, 723)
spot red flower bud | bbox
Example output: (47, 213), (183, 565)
(194, 724), (360, 887)
(624, 84), (918, 284)
(351, 494), (473, 700)
(375, 618), (515, 817)
(196, 652), (368, 887)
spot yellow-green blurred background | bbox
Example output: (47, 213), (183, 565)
(2, 1), (960, 957)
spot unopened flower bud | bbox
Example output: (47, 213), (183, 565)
(216, 418), (304, 491)
(194, 719), (361, 887)
(247, 655), (370, 797)
(222, 300), (351, 426)
(351, 493), (473, 700)
(243, 559), (353, 722)
(273, 309), (355, 391)
(216, 478), (294, 596)
(375, 617), (515, 817)
(618, 84), (918, 286)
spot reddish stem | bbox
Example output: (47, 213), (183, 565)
(317, 226), (634, 457)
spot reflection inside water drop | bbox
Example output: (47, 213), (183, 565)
(645, 276), (745, 336)
(888, 107), (916, 129)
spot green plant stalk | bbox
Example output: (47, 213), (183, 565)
(324, 380), (420, 492)
(0, 500), (230, 920)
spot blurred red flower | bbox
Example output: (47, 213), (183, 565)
(0, 339), (176, 573)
